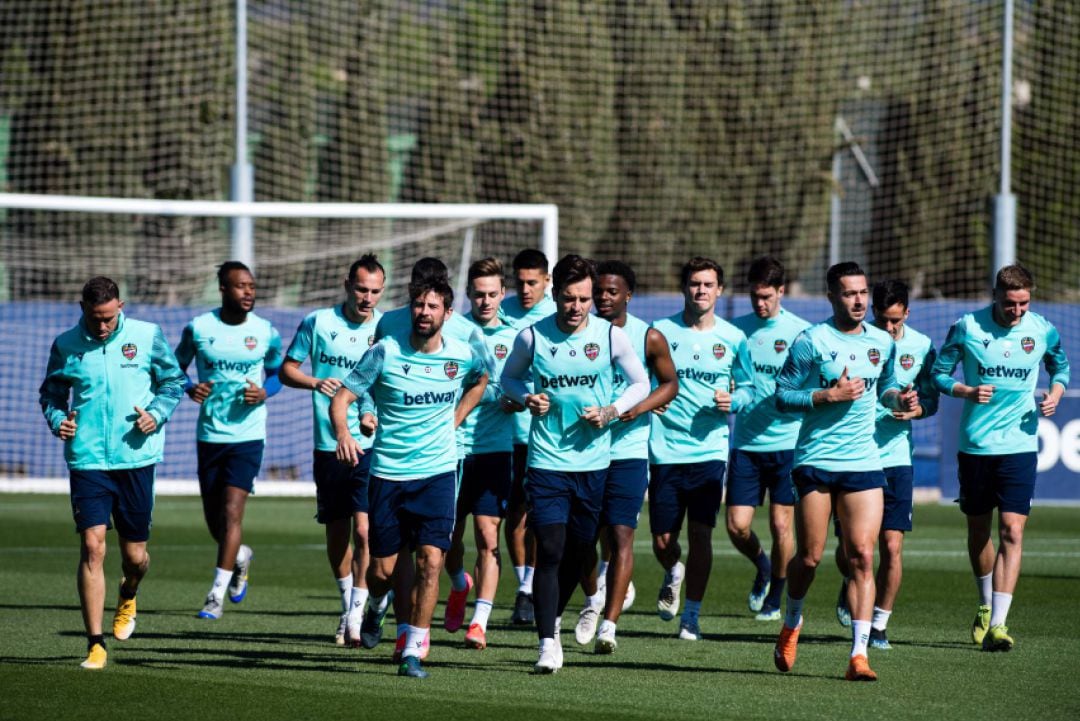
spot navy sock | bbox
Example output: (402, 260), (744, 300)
(754, 551), (771, 581)
(764, 577), (786, 608)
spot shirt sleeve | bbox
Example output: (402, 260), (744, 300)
(1044, 324), (1070, 390)
(146, 325), (186, 425)
(264, 325), (284, 372)
(915, 344), (940, 418)
(775, 329), (816, 412)
(730, 334), (756, 412)
(500, 326), (535, 405)
(286, 313), (316, 363)
(931, 320), (965, 396)
(174, 322), (197, 372)
(610, 325), (649, 414)
(342, 342), (386, 399)
(39, 340), (71, 435)
(467, 327), (496, 387)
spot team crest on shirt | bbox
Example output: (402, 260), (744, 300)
(1021, 337), (1035, 354)
(444, 361), (459, 379)
(122, 343), (137, 360)
(713, 343), (726, 360)
(244, 336), (257, 350)
(867, 348), (880, 365)
(584, 342), (600, 361)
(900, 353), (915, 370)
(774, 339), (787, 353)
(494, 343), (508, 360)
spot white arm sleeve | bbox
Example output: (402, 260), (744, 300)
(610, 325), (650, 414)
(499, 326), (535, 405)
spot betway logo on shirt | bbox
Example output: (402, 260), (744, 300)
(402, 390), (457, 406)
(203, 359), (259, 373)
(677, 368), (725, 384)
(539, 373), (599, 389)
(819, 374), (878, 392)
(753, 361), (784, 377)
(318, 350), (360, 369)
(978, 364), (1032, 380)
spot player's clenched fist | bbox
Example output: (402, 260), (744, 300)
(58, 410), (78, 440)
(525, 392), (550, 417)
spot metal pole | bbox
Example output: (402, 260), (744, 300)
(992, 0), (1017, 281)
(230, 0), (255, 268)
(829, 148), (842, 267)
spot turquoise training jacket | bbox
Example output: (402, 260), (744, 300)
(40, 312), (186, 470)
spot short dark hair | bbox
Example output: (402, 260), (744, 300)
(746, 256), (786, 289)
(995, 263), (1034, 292)
(595, 260), (637, 293)
(512, 248), (549, 274)
(349, 253), (385, 281)
(218, 261), (252, 286)
(411, 257), (449, 285)
(680, 257), (723, 288)
(82, 276), (120, 306)
(468, 257), (504, 286)
(826, 261), (865, 294)
(551, 254), (597, 295)
(409, 279), (454, 310)
(872, 279), (910, 311)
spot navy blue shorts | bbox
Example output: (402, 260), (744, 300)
(508, 444), (529, 509)
(69, 466), (156, 541)
(725, 449), (797, 507)
(457, 452), (513, 519)
(601, 459), (649, 529)
(197, 440), (264, 495)
(792, 466), (886, 499)
(368, 471), (457, 557)
(957, 452), (1037, 516)
(525, 468), (605, 543)
(648, 461), (726, 535)
(881, 465), (914, 532)
(313, 449), (372, 523)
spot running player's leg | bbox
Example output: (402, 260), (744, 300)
(313, 450), (358, 643)
(983, 453), (1036, 650)
(679, 461), (725, 640)
(959, 452), (996, 642)
(871, 465), (913, 648)
(466, 513), (501, 648)
(110, 466), (154, 641)
(78, 525), (108, 645)
(835, 486), (884, 666)
(443, 460), (474, 633)
(506, 444), (535, 623)
(70, 470), (115, 666)
(366, 474), (407, 654)
(725, 450), (770, 613)
(649, 464), (686, 622)
(763, 452), (797, 619)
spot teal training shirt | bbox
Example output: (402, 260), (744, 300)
(875, 324), (938, 468)
(731, 308), (811, 453)
(932, 307), (1069, 455)
(174, 310), (284, 443)
(500, 294), (557, 445)
(648, 313), (755, 465)
(609, 313), (651, 461)
(526, 314), (616, 472)
(776, 319), (900, 472)
(459, 314), (519, 456)
(342, 330), (487, 481)
(285, 305), (381, 452)
(40, 313), (186, 470)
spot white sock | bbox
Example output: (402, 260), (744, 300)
(977, 573), (993, 606)
(597, 619), (616, 637)
(449, 567), (468, 592)
(348, 587), (369, 618)
(368, 591), (389, 614)
(990, 591), (1013, 628)
(586, 588), (605, 610)
(554, 615), (562, 636)
(236, 544), (252, 564)
(783, 592), (804, 629)
(210, 567), (233, 602)
(402, 626), (428, 659)
(514, 565), (526, 586)
(871, 606), (891, 632)
(668, 561), (685, 584)
(540, 636), (557, 652)
(336, 574), (353, 613)
(682, 599), (702, 624)
(598, 560), (610, 577)
(851, 620), (871, 657)
(523, 566), (535, 595)
(471, 599), (493, 631)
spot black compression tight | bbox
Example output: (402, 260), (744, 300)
(533, 523), (595, 639)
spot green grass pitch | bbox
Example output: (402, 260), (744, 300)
(1, 494), (1078, 721)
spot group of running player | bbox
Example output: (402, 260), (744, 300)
(41, 250), (1068, 680)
